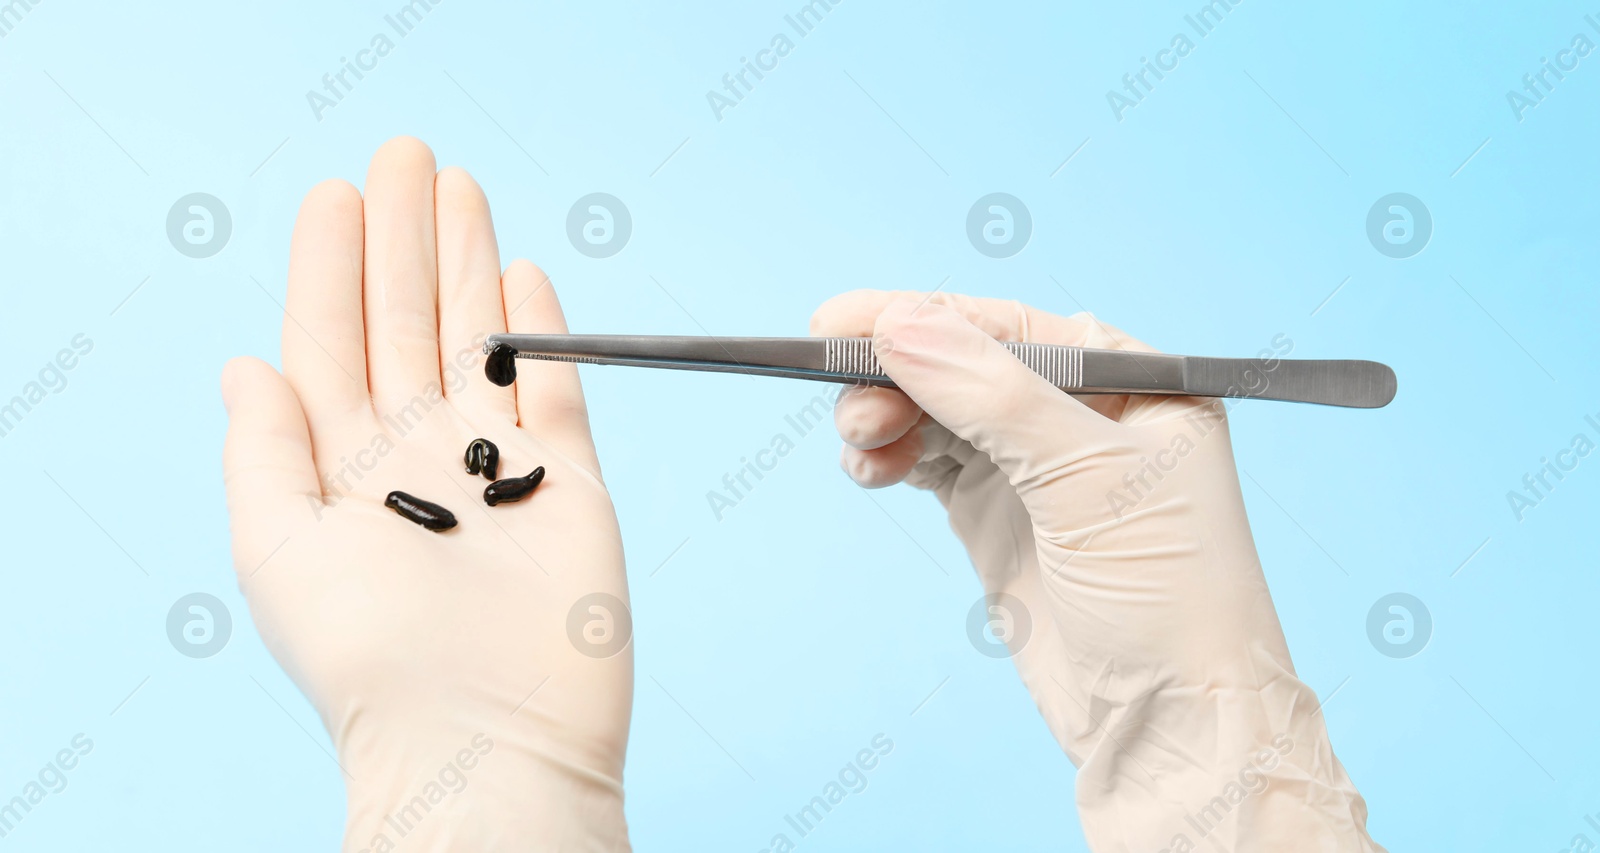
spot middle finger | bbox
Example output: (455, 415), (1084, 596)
(362, 137), (443, 418)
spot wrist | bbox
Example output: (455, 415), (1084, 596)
(341, 731), (629, 853)
(1071, 656), (1382, 852)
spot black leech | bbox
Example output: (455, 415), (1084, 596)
(384, 491), (459, 531)
(484, 466), (546, 507)
(464, 438), (500, 480)
(485, 342), (518, 387)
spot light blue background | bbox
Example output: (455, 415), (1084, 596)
(1, 0), (1596, 849)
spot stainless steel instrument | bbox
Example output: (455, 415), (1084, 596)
(485, 334), (1397, 409)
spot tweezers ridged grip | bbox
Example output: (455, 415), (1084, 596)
(822, 338), (1084, 388)
(521, 353), (603, 364)
(822, 337), (879, 375)
(1005, 342), (1084, 388)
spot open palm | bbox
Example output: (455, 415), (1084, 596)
(222, 138), (631, 850)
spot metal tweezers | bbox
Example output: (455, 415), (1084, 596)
(485, 334), (1397, 408)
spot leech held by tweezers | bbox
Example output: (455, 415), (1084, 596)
(485, 342), (518, 387)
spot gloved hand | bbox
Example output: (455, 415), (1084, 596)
(812, 290), (1385, 853)
(222, 138), (631, 852)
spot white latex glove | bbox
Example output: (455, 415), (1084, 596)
(812, 291), (1385, 853)
(222, 138), (631, 852)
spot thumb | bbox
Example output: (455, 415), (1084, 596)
(222, 357), (321, 567)
(871, 299), (1125, 521)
